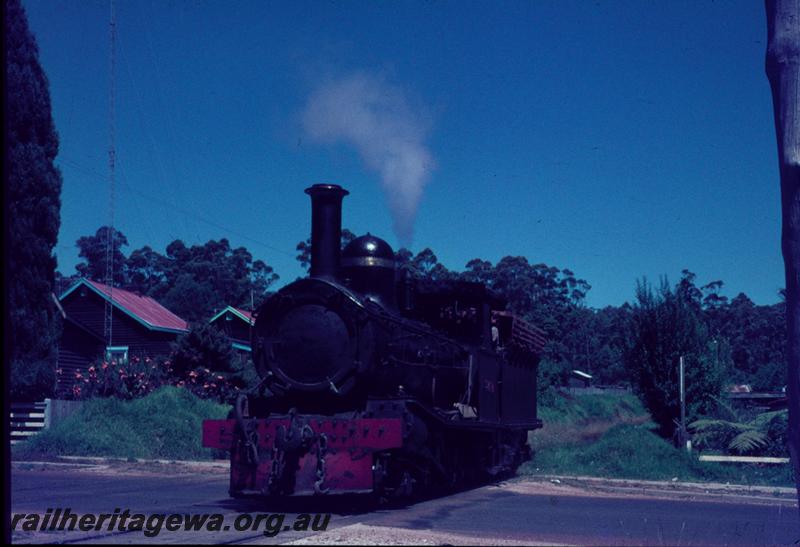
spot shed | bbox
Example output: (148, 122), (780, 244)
(569, 369), (593, 388)
(56, 279), (189, 395)
(209, 306), (255, 353)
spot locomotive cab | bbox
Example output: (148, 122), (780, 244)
(408, 280), (504, 348)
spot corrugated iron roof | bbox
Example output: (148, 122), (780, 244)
(208, 305), (256, 326)
(233, 307), (255, 324)
(62, 279), (189, 333)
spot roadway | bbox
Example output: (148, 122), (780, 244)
(9, 461), (799, 545)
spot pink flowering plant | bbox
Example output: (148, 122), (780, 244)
(68, 325), (257, 402)
(67, 355), (172, 400)
(67, 354), (249, 403)
(178, 366), (243, 402)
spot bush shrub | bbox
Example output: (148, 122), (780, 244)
(689, 410), (789, 457)
(525, 393), (794, 487)
(624, 279), (725, 437)
(171, 323), (234, 376)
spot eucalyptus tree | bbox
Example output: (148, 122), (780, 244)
(765, 0), (800, 504)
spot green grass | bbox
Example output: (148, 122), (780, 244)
(537, 391), (647, 424)
(12, 387), (231, 461)
(522, 390), (795, 487)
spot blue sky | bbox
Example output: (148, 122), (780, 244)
(23, 0), (783, 308)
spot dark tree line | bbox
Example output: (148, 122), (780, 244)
(54, 224), (787, 433)
(295, 228), (357, 273)
(60, 226), (279, 322)
(395, 249), (781, 380)
(299, 237), (787, 400)
(7, 0), (63, 400)
(386, 247), (786, 436)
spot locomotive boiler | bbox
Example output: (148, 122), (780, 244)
(202, 184), (545, 499)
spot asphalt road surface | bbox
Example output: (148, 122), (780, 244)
(10, 462), (799, 545)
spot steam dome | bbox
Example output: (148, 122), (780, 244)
(341, 234), (396, 306)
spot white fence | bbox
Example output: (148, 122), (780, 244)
(560, 386), (633, 396)
(10, 399), (83, 444)
(10, 401), (47, 444)
(698, 454), (790, 464)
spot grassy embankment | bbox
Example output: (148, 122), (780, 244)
(520, 390), (795, 487)
(11, 386), (796, 487)
(12, 387), (230, 461)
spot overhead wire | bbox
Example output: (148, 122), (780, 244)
(58, 5), (301, 275)
(116, 157), (159, 249)
(140, 0), (202, 243)
(116, 18), (193, 243)
(59, 157), (296, 259)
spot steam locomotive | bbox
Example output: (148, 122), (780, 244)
(202, 184), (545, 499)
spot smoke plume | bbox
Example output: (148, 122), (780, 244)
(302, 72), (434, 244)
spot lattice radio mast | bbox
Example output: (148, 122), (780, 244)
(103, 0), (116, 346)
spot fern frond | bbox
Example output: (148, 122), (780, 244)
(749, 410), (787, 430)
(688, 419), (750, 433)
(728, 430), (769, 454)
(709, 395), (742, 422)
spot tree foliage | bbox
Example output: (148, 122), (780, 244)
(7, 0), (62, 399)
(690, 410), (788, 457)
(72, 227), (279, 322)
(10, 359), (56, 402)
(295, 228), (356, 274)
(75, 226), (129, 286)
(171, 323), (235, 377)
(399, 247), (458, 282)
(624, 277), (726, 437)
(705, 291), (786, 388)
(62, 226), (789, 432)
(154, 238), (278, 321)
(171, 323), (257, 392)
(296, 233), (787, 401)
(461, 255), (593, 371)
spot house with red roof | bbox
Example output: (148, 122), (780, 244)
(56, 279), (189, 395)
(208, 305), (255, 353)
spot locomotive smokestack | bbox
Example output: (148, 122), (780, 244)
(305, 183), (349, 279)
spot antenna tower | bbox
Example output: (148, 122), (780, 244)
(104, 0), (116, 346)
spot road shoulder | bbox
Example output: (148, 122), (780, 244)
(513, 474), (798, 506)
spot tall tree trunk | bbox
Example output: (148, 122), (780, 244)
(765, 0), (800, 511)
